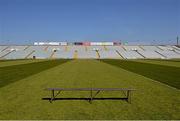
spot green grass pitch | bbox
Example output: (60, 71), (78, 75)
(0, 59), (180, 120)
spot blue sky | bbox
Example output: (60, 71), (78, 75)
(0, 0), (179, 44)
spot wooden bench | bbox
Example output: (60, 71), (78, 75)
(44, 88), (136, 103)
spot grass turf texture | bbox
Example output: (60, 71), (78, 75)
(0, 59), (69, 88)
(0, 59), (180, 120)
(102, 59), (180, 89)
(0, 59), (45, 67)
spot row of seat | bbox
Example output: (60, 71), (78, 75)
(0, 45), (180, 59)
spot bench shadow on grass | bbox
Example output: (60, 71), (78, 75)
(42, 97), (129, 103)
(101, 59), (180, 89)
(0, 59), (70, 88)
(42, 90), (131, 103)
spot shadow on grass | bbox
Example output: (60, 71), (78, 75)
(101, 59), (180, 89)
(146, 59), (180, 62)
(0, 59), (33, 62)
(162, 60), (180, 62)
(0, 59), (70, 88)
(42, 97), (129, 103)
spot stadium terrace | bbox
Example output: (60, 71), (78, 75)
(0, 41), (180, 60)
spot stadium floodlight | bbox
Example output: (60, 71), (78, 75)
(177, 36), (179, 45)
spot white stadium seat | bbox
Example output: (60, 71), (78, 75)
(0, 45), (180, 59)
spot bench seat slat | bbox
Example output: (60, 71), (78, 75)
(45, 88), (135, 91)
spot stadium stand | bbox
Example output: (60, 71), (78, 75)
(9, 46), (26, 50)
(30, 46), (46, 51)
(71, 45), (85, 52)
(76, 50), (97, 59)
(157, 45), (172, 51)
(29, 50), (52, 59)
(4, 50), (32, 59)
(0, 45), (180, 59)
(53, 50), (74, 59)
(47, 46), (65, 52)
(172, 46), (180, 52)
(137, 50), (165, 59)
(88, 46), (105, 51)
(117, 50), (144, 59)
(106, 46), (125, 51)
(98, 50), (122, 59)
(141, 46), (163, 51)
(0, 46), (9, 52)
(156, 50), (180, 59)
(123, 46), (143, 51)
(0, 50), (14, 59)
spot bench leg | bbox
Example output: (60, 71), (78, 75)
(89, 90), (101, 104)
(127, 90), (131, 103)
(93, 90), (100, 98)
(89, 89), (93, 104)
(50, 90), (55, 103)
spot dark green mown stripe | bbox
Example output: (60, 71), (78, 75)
(147, 59), (180, 62)
(162, 60), (180, 62)
(101, 59), (180, 89)
(0, 59), (69, 88)
(0, 59), (28, 62)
